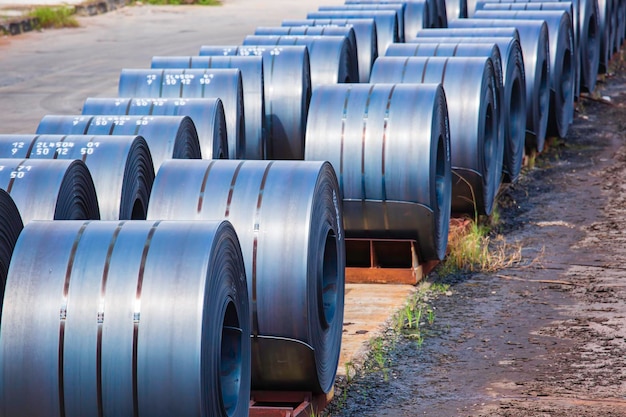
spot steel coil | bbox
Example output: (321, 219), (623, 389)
(307, 10), (400, 54)
(82, 97), (227, 160)
(281, 18), (378, 82)
(473, 10), (575, 139)
(415, 26), (521, 42)
(446, 0), (469, 18)
(37, 114), (201, 173)
(319, 4), (406, 41)
(0, 158), (100, 223)
(343, 1), (433, 37)
(0, 189), (22, 311)
(371, 57), (502, 216)
(390, 40), (527, 183)
(476, 3), (578, 99)
(0, 134), (154, 220)
(118, 68), (244, 160)
(146, 159), (345, 394)
(0, 220), (250, 417)
(597, 0), (612, 73)
(242, 35), (359, 89)
(449, 18), (551, 152)
(305, 83), (452, 260)
(198, 45), (310, 160)
(150, 56), (264, 160)
(254, 26), (361, 85)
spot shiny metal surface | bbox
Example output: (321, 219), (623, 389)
(408, 36), (526, 182)
(305, 83), (452, 260)
(0, 158), (100, 223)
(477, 2), (580, 98)
(281, 18), (378, 82)
(390, 39), (527, 183)
(370, 57), (502, 216)
(36, 114), (201, 173)
(0, 134), (154, 220)
(0, 189), (22, 308)
(343, 1), (433, 37)
(597, 0), (613, 72)
(254, 26), (361, 85)
(446, 0), (469, 18)
(242, 35), (359, 88)
(82, 97), (227, 160)
(414, 26), (522, 42)
(118, 68), (244, 160)
(146, 160), (345, 394)
(473, 10), (575, 138)
(449, 18), (551, 152)
(318, 4), (406, 41)
(306, 10), (400, 54)
(0, 220), (250, 417)
(199, 45), (311, 160)
(150, 56), (264, 160)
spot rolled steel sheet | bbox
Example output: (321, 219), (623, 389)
(82, 97), (228, 160)
(242, 35), (359, 89)
(281, 18), (378, 82)
(146, 159), (345, 394)
(198, 45), (310, 160)
(0, 189), (22, 312)
(388, 40), (527, 183)
(477, 2), (579, 98)
(0, 220), (250, 417)
(307, 10), (400, 54)
(150, 56), (264, 160)
(415, 26), (521, 42)
(254, 26), (362, 84)
(0, 134), (154, 220)
(449, 19), (551, 152)
(118, 68), (244, 160)
(305, 83), (452, 259)
(446, 0), (469, 18)
(473, 10), (575, 138)
(371, 57), (502, 216)
(343, 1), (433, 36)
(0, 158), (100, 223)
(37, 114), (201, 173)
(471, 0), (600, 92)
(318, 4), (407, 41)
(597, 0), (612, 73)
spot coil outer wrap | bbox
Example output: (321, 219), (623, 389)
(0, 158), (100, 223)
(345, 0), (434, 34)
(0, 134), (154, 220)
(199, 45), (311, 160)
(305, 83), (452, 260)
(150, 56), (265, 160)
(473, 10), (575, 138)
(282, 18), (378, 82)
(242, 35), (359, 88)
(415, 26), (521, 42)
(449, 19), (551, 152)
(446, 0), (469, 18)
(37, 114), (201, 173)
(306, 10), (400, 55)
(371, 57), (502, 216)
(118, 68), (244, 160)
(0, 220), (250, 417)
(83, 97), (228, 160)
(146, 159), (345, 394)
(406, 37), (527, 182)
(0, 189), (22, 315)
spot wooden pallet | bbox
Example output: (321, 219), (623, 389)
(344, 238), (438, 285)
(249, 390), (333, 417)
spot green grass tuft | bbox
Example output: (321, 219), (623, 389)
(29, 6), (79, 29)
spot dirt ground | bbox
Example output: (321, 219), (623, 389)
(323, 56), (626, 416)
